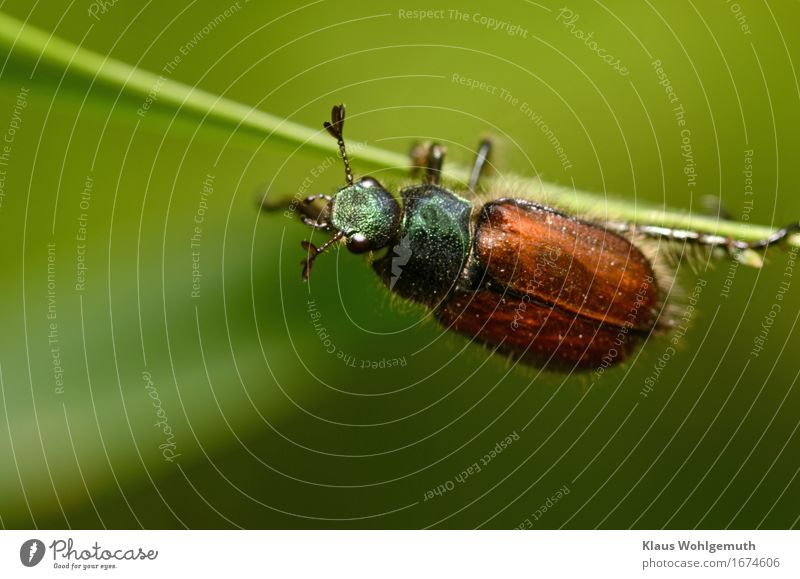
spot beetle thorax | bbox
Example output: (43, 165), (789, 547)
(373, 184), (473, 305)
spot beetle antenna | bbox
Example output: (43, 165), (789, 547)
(300, 231), (344, 281)
(323, 104), (353, 186)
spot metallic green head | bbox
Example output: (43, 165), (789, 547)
(330, 177), (401, 253)
(296, 104), (404, 280)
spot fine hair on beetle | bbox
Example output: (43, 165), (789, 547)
(260, 104), (798, 373)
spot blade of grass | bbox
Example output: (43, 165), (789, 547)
(0, 10), (796, 254)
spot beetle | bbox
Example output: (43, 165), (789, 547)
(262, 105), (799, 371)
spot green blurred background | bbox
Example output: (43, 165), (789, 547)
(0, 0), (798, 529)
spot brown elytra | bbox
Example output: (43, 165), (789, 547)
(435, 199), (661, 370)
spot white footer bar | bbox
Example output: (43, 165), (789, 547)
(2, 530), (796, 578)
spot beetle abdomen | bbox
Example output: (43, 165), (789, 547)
(373, 185), (472, 305)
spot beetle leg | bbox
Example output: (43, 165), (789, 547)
(408, 142), (429, 178)
(298, 194), (333, 229)
(423, 143), (446, 185)
(259, 194), (328, 212)
(259, 195), (285, 213)
(409, 142), (447, 184)
(614, 221), (800, 251)
(468, 139), (492, 191)
(301, 216), (330, 230)
(303, 193), (332, 203)
(259, 193), (332, 229)
(740, 222), (800, 250)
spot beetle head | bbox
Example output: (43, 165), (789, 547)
(299, 105), (400, 280)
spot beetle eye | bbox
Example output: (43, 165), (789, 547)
(346, 233), (371, 254)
